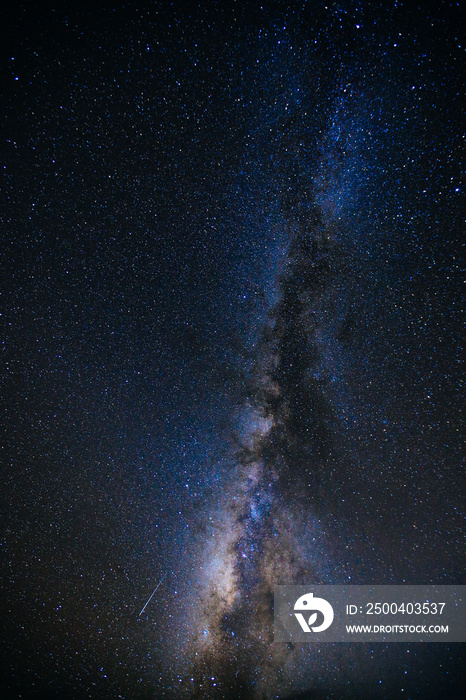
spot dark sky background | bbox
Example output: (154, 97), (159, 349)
(0, 1), (464, 699)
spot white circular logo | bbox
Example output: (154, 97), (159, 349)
(294, 592), (334, 632)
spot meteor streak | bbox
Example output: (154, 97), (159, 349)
(138, 572), (167, 617)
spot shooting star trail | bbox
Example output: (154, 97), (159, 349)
(138, 572), (167, 616)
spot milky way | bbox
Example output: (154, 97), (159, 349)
(1, 3), (463, 699)
(170, 102), (385, 698)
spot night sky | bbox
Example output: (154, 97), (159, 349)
(0, 1), (464, 699)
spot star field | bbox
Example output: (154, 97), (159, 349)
(0, 2), (464, 699)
